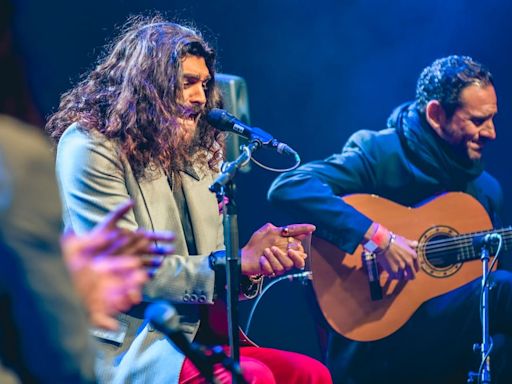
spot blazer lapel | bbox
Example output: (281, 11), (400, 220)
(135, 173), (189, 255)
(181, 172), (219, 255)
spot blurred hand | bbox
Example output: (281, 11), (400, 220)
(62, 200), (175, 330)
(241, 223), (315, 277)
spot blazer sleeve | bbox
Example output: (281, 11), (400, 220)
(55, 125), (216, 304)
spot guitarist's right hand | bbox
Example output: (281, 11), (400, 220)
(363, 222), (419, 281)
(376, 232), (419, 281)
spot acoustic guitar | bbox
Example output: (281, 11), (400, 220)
(310, 192), (510, 342)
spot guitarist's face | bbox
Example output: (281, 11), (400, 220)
(439, 84), (498, 161)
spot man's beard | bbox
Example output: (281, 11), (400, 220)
(177, 105), (205, 145)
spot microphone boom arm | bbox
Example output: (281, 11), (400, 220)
(209, 141), (261, 195)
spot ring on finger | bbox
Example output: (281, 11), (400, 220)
(287, 237), (299, 250)
(281, 226), (290, 236)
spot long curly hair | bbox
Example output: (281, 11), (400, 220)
(46, 15), (224, 178)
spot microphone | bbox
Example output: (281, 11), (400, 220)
(145, 301), (215, 383)
(206, 108), (299, 158)
(473, 232), (501, 250)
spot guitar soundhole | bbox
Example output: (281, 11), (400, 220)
(425, 234), (457, 267)
(419, 226), (462, 278)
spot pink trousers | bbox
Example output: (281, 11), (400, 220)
(179, 346), (332, 384)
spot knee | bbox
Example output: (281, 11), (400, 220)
(287, 354), (333, 384)
(489, 270), (512, 309)
(304, 357), (333, 384)
(491, 270), (512, 290)
(239, 359), (276, 384)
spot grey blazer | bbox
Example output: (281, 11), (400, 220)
(56, 124), (224, 384)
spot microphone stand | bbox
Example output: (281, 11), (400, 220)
(468, 241), (494, 384)
(209, 141), (261, 384)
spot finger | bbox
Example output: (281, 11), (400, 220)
(121, 240), (174, 257)
(404, 264), (416, 280)
(143, 230), (176, 243)
(400, 252), (417, 279)
(104, 230), (156, 256)
(148, 243), (175, 256)
(286, 239), (304, 252)
(385, 259), (402, 280)
(95, 200), (135, 232)
(259, 253), (274, 276)
(141, 254), (166, 268)
(413, 253), (420, 272)
(90, 312), (120, 331)
(146, 266), (160, 279)
(396, 256), (416, 281)
(127, 269), (149, 286)
(270, 246), (293, 272)
(100, 231), (140, 256)
(287, 249), (306, 269)
(127, 288), (143, 305)
(80, 228), (129, 256)
(280, 223), (316, 238)
(93, 255), (143, 274)
(263, 247), (285, 275)
(406, 256), (417, 279)
(60, 228), (76, 241)
(118, 229), (175, 255)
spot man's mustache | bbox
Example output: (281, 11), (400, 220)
(178, 105), (205, 118)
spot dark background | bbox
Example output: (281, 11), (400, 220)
(9, 0), (512, 360)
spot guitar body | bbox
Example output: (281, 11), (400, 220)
(310, 192), (493, 342)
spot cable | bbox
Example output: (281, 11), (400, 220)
(477, 338), (493, 384)
(250, 152), (301, 173)
(244, 271), (312, 336)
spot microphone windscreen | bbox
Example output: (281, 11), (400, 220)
(206, 108), (232, 131)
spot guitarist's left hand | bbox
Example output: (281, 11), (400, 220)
(376, 231), (419, 281)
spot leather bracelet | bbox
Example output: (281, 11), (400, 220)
(377, 232), (396, 254)
(248, 274), (263, 283)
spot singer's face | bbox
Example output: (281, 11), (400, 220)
(177, 55), (211, 143)
(438, 84), (497, 161)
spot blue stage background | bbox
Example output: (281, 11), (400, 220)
(11, 0), (512, 360)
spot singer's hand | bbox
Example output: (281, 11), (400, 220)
(241, 223), (315, 276)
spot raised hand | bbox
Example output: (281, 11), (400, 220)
(62, 200), (175, 330)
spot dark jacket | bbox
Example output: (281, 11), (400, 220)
(268, 102), (502, 253)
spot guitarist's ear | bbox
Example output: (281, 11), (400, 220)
(425, 100), (447, 138)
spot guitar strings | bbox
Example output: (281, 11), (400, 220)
(418, 227), (512, 259)
(422, 227), (512, 250)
